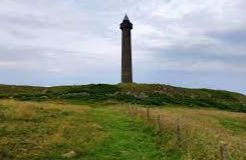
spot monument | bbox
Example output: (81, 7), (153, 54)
(120, 14), (133, 83)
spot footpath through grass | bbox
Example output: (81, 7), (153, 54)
(0, 100), (165, 160)
(1, 100), (245, 159)
(84, 106), (164, 160)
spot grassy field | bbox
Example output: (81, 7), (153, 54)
(131, 106), (246, 160)
(0, 100), (245, 159)
(0, 100), (163, 160)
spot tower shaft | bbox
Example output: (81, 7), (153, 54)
(121, 29), (132, 83)
(120, 15), (133, 83)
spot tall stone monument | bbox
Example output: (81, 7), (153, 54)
(120, 14), (133, 83)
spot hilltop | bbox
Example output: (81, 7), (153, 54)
(0, 83), (245, 112)
(1, 84), (246, 159)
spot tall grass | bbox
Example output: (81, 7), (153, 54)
(1, 100), (245, 159)
(0, 100), (99, 159)
(12, 103), (36, 120)
(125, 105), (246, 160)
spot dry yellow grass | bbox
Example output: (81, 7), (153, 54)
(0, 100), (106, 159)
(13, 103), (36, 120)
(1, 100), (245, 159)
(0, 100), (89, 117)
(0, 100), (36, 120)
(124, 104), (246, 160)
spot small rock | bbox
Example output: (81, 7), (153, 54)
(62, 151), (77, 158)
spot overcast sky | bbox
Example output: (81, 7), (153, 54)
(0, 0), (245, 94)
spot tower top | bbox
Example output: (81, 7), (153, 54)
(123, 14), (129, 21)
(120, 14), (133, 30)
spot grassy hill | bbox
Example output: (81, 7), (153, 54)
(0, 100), (245, 159)
(0, 84), (246, 159)
(0, 83), (245, 112)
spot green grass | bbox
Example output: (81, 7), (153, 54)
(136, 105), (246, 160)
(0, 101), (103, 159)
(1, 100), (246, 159)
(83, 107), (165, 160)
(0, 100), (166, 160)
(220, 118), (246, 133)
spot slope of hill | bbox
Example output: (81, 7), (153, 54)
(0, 100), (245, 159)
(0, 83), (245, 112)
(0, 100), (162, 159)
(0, 84), (246, 159)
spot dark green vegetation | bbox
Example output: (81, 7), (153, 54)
(0, 83), (245, 112)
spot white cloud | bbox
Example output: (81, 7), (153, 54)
(157, 59), (246, 73)
(0, 0), (245, 93)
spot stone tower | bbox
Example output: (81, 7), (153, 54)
(120, 14), (133, 83)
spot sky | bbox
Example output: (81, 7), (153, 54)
(0, 0), (245, 94)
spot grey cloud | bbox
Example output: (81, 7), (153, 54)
(155, 45), (246, 64)
(0, 44), (75, 61)
(0, 14), (56, 29)
(208, 29), (246, 45)
(0, 0), (245, 94)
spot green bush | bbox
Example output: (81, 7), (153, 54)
(0, 94), (11, 99)
(13, 94), (49, 101)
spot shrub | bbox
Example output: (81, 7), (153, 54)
(13, 94), (49, 101)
